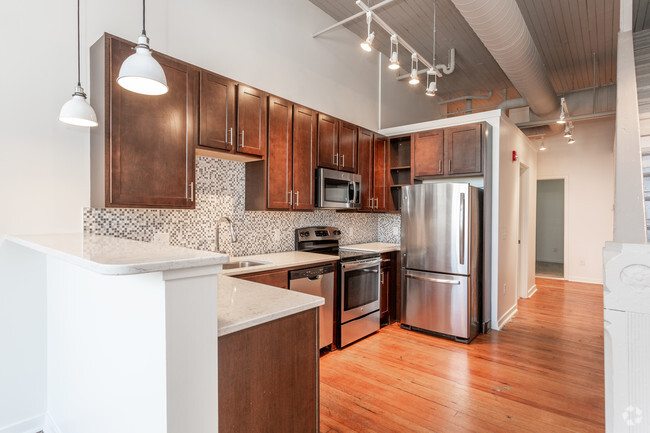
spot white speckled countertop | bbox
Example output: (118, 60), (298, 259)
(340, 242), (400, 253)
(6, 234), (229, 275)
(217, 275), (324, 336)
(222, 251), (337, 276)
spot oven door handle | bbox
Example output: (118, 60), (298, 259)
(341, 258), (382, 270)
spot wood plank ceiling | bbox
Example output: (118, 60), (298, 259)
(309, 0), (619, 101)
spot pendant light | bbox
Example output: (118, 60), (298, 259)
(563, 125), (571, 138)
(388, 34), (400, 70)
(568, 137), (576, 144)
(556, 97), (567, 124)
(360, 12), (375, 52)
(59, 0), (98, 127)
(117, 0), (168, 95)
(409, 53), (420, 85)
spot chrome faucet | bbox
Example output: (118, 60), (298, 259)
(216, 217), (237, 253)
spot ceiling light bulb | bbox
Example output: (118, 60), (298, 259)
(425, 80), (437, 96)
(568, 137), (576, 144)
(360, 32), (375, 52)
(388, 52), (400, 70)
(388, 34), (400, 70)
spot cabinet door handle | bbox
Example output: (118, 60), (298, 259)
(334, 153), (339, 166)
(375, 197), (378, 209)
(439, 160), (442, 173)
(380, 271), (384, 284)
(369, 198), (373, 209)
(228, 127), (233, 146)
(240, 129), (245, 147)
(189, 181), (194, 202)
(341, 154), (345, 167)
(288, 190), (293, 205)
(448, 159), (451, 172)
(295, 190), (299, 207)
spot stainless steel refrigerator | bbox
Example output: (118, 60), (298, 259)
(400, 183), (482, 343)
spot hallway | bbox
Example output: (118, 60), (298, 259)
(319, 278), (605, 432)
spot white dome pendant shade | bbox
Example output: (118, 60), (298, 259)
(117, 33), (168, 95)
(59, 0), (98, 128)
(60, 86), (98, 127)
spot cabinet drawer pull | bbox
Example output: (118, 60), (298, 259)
(448, 159), (451, 172)
(369, 198), (373, 209)
(288, 190), (293, 205)
(375, 197), (378, 209)
(228, 127), (233, 146)
(334, 153), (339, 166)
(381, 272), (384, 284)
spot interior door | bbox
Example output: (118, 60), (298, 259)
(292, 105), (317, 210)
(267, 96), (292, 210)
(402, 183), (469, 275)
(402, 269), (469, 339)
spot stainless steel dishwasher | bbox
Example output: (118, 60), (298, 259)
(289, 264), (335, 349)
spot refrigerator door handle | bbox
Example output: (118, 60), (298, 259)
(405, 273), (461, 285)
(459, 192), (465, 266)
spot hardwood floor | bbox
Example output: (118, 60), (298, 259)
(319, 278), (604, 432)
(535, 261), (564, 278)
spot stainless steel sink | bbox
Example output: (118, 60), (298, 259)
(222, 260), (267, 270)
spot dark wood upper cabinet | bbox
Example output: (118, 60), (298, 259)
(373, 137), (388, 212)
(199, 70), (235, 151)
(358, 128), (374, 211)
(103, 35), (196, 208)
(338, 121), (357, 173)
(445, 123), (483, 175)
(237, 85), (267, 157)
(412, 129), (444, 178)
(317, 113), (338, 170)
(267, 96), (293, 210)
(292, 105), (317, 211)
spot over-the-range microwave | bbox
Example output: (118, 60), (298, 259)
(316, 168), (362, 209)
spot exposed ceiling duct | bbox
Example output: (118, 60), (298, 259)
(450, 0), (562, 135)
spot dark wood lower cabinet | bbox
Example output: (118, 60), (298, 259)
(235, 269), (288, 289)
(380, 252), (398, 326)
(218, 308), (319, 433)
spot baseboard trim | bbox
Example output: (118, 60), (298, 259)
(527, 284), (538, 298)
(497, 304), (518, 330)
(43, 414), (62, 433)
(0, 415), (44, 433)
(565, 276), (603, 285)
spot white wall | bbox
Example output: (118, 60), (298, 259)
(537, 117), (615, 284)
(497, 117), (537, 328)
(536, 179), (565, 264)
(0, 0), (433, 430)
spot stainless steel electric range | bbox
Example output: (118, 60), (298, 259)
(295, 226), (381, 347)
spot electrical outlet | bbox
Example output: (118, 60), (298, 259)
(503, 283), (507, 294)
(392, 227), (399, 236)
(153, 232), (170, 245)
(350, 227), (355, 237)
(273, 229), (280, 243)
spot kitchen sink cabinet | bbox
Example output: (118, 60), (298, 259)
(237, 85), (267, 157)
(90, 34), (197, 209)
(198, 70), (236, 152)
(411, 123), (484, 180)
(219, 308), (319, 432)
(236, 268), (289, 289)
(358, 130), (388, 212)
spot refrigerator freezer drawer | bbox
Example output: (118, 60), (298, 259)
(402, 269), (470, 339)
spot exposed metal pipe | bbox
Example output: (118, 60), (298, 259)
(397, 49), (455, 80)
(312, 0), (395, 38)
(438, 91), (493, 105)
(516, 110), (616, 128)
(450, 0), (561, 132)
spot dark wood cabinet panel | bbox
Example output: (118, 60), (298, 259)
(358, 128), (374, 211)
(236, 269), (289, 289)
(108, 37), (196, 208)
(445, 123), (483, 175)
(338, 121), (358, 173)
(412, 129), (444, 179)
(380, 266), (390, 323)
(237, 85), (267, 157)
(267, 96), (292, 210)
(317, 113), (338, 170)
(374, 137), (388, 212)
(219, 309), (318, 433)
(199, 70), (235, 151)
(292, 105), (317, 211)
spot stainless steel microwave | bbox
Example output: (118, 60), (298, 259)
(316, 168), (362, 209)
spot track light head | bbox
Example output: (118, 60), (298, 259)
(539, 143), (547, 151)
(556, 97), (567, 124)
(409, 53), (419, 85)
(563, 129), (571, 138)
(568, 137), (576, 144)
(360, 32), (375, 52)
(388, 52), (400, 70)
(388, 34), (400, 70)
(425, 82), (437, 97)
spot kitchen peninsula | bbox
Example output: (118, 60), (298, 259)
(3, 234), (323, 433)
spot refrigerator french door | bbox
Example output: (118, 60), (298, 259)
(401, 183), (482, 343)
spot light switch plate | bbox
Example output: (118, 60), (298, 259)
(392, 227), (399, 236)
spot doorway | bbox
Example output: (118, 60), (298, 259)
(517, 164), (530, 299)
(535, 179), (565, 278)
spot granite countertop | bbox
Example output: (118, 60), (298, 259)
(340, 242), (400, 253)
(217, 275), (324, 336)
(5, 233), (229, 275)
(222, 251), (337, 276)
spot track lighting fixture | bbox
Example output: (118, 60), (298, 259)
(425, 69), (437, 96)
(117, 0), (168, 95)
(388, 34), (400, 70)
(563, 125), (571, 138)
(409, 53), (420, 85)
(59, 0), (98, 127)
(360, 12), (374, 52)
(568, 137), (576, 144)
(539, 142), (547, 151)
(556, 97), (567, 124)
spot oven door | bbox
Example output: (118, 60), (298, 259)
(340, 258), (381, 323)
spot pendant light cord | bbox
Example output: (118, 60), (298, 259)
(76, 0), (81, 87)
(432, 0), (436, 66)
(142, 0), (147, 36)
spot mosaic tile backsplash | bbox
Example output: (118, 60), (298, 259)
(84, 156), (401, 256)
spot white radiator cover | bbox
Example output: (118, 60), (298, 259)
(603, 242), (650, 432)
